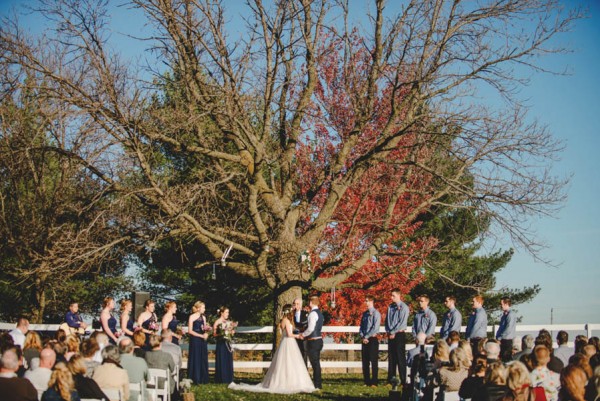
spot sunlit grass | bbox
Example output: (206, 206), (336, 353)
(189, 373), (396, 400)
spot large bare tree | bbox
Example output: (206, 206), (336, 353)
(0, 0), (575, 318)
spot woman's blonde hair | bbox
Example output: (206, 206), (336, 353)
(458, 339), (473, 362)
(449, 347), (470, 371)
(485, 361), (508, 385)
(67, 354), (87, 376)
(65, 335), (80, 353)
(48, 362), (75, 401)
(506, 361), (531, 395)
(192, 301), (205, 313)
(23, 331), (42, 351)
(433, 339), (450, 362)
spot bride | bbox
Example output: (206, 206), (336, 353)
(228, 304), (316, 394)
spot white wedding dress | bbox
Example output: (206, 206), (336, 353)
(228, 321), (316, 394)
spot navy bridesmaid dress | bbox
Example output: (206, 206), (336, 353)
(107, 315), (118, 344)
(167, 316), (180, 345)
(188, 316), (209, 384)
(215, 325), (234, 384)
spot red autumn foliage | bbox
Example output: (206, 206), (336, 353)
(293, 33), (438, 337)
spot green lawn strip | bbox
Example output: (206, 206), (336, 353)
(189, 373), (394, 400)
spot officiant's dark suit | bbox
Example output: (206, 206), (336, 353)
(293, 302), (309, 364)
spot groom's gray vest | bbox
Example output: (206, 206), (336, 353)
(308, 308), (324, 339)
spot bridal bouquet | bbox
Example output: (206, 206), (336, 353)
(219, 320), (238, 342)
(202, 324), (213, 334)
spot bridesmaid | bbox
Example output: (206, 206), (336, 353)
(100, 297), (119, 344)
(120, 299), (135, 339)
(213, 306), (234, 384)
(161, 301), (182, 345)
(187, 301), (209, 384)
(137, 299), (158, 348)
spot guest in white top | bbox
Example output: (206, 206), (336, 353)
(24, 348), (55, 393)
(9, 318), (29, 348)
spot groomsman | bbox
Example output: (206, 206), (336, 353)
(359, 295), (381, 387)
(385, 288), (409, 386)
(465, 295), (488, 355)
(293, 298), (309, 364)
(300, 296), (324, 389)
(496, 296), (516, 362)
(440, 296), (462, 340)
(412, 294), (437, 337)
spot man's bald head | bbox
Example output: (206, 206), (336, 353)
(39, 347), (56, 369)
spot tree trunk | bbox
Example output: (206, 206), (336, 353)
(270, 285), (303, 352)
(30, 273), (47, 324)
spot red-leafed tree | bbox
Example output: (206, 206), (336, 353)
(0, 0), (574, 327)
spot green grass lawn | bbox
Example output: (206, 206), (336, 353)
(188, 373), (399, 400)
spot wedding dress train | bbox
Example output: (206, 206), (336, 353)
(228, 322), (316, 394)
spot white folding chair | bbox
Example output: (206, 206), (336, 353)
(147, 368), (170, 401)
(100, 388), (121, 401)
(173, 365), (179, 391)
(129, 381), (145, 401)
(445, 391), (461, 401)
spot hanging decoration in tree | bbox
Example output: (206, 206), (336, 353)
(330, 286), (336, 309)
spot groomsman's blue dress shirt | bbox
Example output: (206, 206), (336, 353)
(359, 307), (381, 339)
(496, 309), (516, 340)
(412, 307), (437, 337)
(465, 307), (487, 339)
(385, 301), (409, 335)
(65, 311), (84, 329)
(440, 308), (462, 339)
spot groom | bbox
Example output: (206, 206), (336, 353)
(299, 295), (323, 389)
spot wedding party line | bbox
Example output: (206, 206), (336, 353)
(1, 291), (599, 401)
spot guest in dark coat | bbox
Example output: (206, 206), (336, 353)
(67, 355), (107, 400)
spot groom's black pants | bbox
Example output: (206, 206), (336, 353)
(307, 338), (323, 389)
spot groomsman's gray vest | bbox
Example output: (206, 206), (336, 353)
(308, 308), (324, 339)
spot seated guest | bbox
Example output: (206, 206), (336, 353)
(568, 354), (593, 380)
(50, 341), (67, 365)
(80, 338), (99, 378)
(92, 345), (129, 401)
(433, 339), (451, 370)
(499, 361), (535, 401)
(0, 348), (38, 401)
(119, 338), (148, 401)
(160, 329), (182, 371)
(13, 345), (27, 378)
(554, 331), (571, 367)
(22, 331), (42, 370)
(459, 340), (474, 364)
(67, 355), (107, 400)
(558, 365), (586, 401)
(9, 318), (29, 349)
(512, 336), (523, 357)
(448, 331), (460, 351)
(90, 332), (109, 364)
(530, 345), (560, 401)
(64, 336), (80, 362)
(41, 362), (80, 401)
(573, 336), (588, 356)
(408, 332), (427, 366)
(459, 356), (487, 400)
(583, 345), (597, 360)
(144, 334), (176, 395)
(472, 362), (508, 401)
(437, 347), (470, 392)
(132, 331), (146, 358)
(485, 340), (501, 364)
(536, 332), (564, 374)
(514, 335), (535, 361)
(24, 348), (56, 394)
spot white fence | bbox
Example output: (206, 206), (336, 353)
(2, 322), (598, 370)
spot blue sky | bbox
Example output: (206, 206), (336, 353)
(1, 0), (598, 325)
